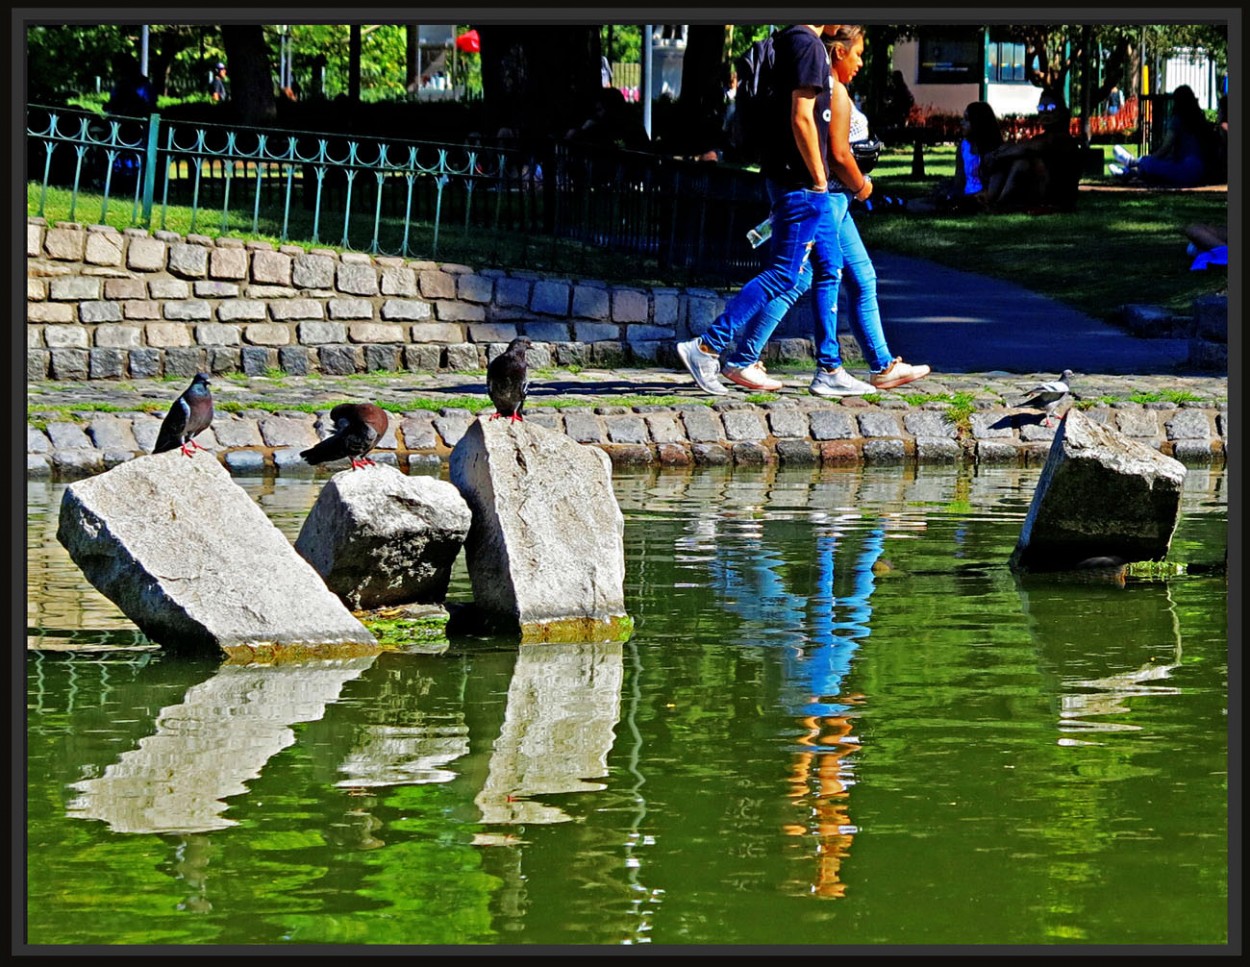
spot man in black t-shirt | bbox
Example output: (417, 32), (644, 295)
(677, 24), (843, 396)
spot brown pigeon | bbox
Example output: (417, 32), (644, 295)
(153, 372), (214, 457)
(300, 402), (390, 470)
(487, 337), (532, 422)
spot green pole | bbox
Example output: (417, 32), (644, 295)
(980, 28), (989, 103)
(141, 113), (160, 227)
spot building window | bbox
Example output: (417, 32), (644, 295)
(988, 41), (1028, 83)
(917, 29), (983, 84)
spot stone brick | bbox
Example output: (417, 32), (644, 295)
(573, 322), (620, 342)
(270, 298), (326, 321)
(457, 274), (493, 303)
(103, 278), (146, 300)
(247, 284), (299, 299)
(404, 344), (442, 371)
(145, 322), (194, 347)
(149, 279), (191, 300)
(80, 301), (123, 324)
(84, 231), (123, 266)
(624, 325), (676, 342)
(28, 327), (44, 349)
(196, 323), (241, 346)
(653, 290), (680, 326)
(89, 348), (127, 379)
(418, 269), (457, 300)
(336, 262), (379, 296)
(43, 226), (86, 261)
(252, 250), (294, 285)
(808, 409), (858, 440)
(381, 299), (433, 321)
(604, 415), (650, 444)
(684, 294), (721, 335)
(217, 300), (268, 322)
(125, 236), (167, 271)
(572, 285), (611, 320)
(194, 280), (240, 299)
(318, 344), (359, 374)
(1115, 409), (1160, 438)
(532, 279), (571, 316)
(328, 298), (375, 320)
(468, 323), (519, 344)
(522, 322), (571, 342)
(293, 252), (337, 289)
(279, 346), (311, 375)
(27, 303), (76, 323)
(297, 321), (346, 344)
(241, 346), (278, 376)
(243, 323), (291, 346)
(164, 300), (213, 321)
(28, 278), (48, 301)
(348, 323), (405, 343)
(679, 407), (725, 443)
(494, 277), (532, 307)
(210, 246), (249, 280)
(363, 344), (400, 371)
(127, 348), (162, 378)
(767, 407), (809, 438)
(562, 410), (605, 443)
(44, 325), (89, 348)
(435, 301), (486, 322)
(164, 348), (207, 377)
(50, 277), (102, 301)
(611, 288), (649, 323)
(1165, 409), (1213, 440)
(94, 325), (141, 348)
(722, 409), (768, 442)
(903, 411), (958, 439)
(444, 343), (480, 370)
(379, 266), (418, 297)
(28, 350), (49, 381)
(168, 242), (209, 278)
(48, 348), (90, 379)
(27, 222), (44, 258)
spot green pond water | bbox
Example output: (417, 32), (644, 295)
(24, 464), (1230, 949)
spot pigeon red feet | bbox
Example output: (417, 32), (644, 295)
(489, 412), (502, 421)
(509, 413), (523, 423)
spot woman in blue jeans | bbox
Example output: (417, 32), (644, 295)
(726, 25), (930, 397)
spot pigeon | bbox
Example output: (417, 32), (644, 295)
(152, 372), (214, 457)
(300, 402), (390, 470)
(487, 337), (532, 422)
(1011, 369), (1074, 427)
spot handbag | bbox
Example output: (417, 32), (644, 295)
(852, 136), (883, 174)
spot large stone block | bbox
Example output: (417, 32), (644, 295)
(449, 419), (630, 641)
(295, 465), (471, 610)
(56, 452), (376, 658)
(1008, 409), (1187, 572)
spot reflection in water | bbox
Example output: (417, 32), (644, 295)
(476, 641), (624, 825)
(66, 658), (375, 833)
(336, 722), (471, 788)
(677, 471), (904, 899)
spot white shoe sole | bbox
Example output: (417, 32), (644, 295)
(724, 369), (783, 392)
(677, 341), (728, 395)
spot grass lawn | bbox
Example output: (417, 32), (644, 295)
(27, 142), (1228, 322)
(857, 145), (1228, 320)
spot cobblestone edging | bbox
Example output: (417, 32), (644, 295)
(28, 393), (1229, 480)
(26, 218), (731, 383)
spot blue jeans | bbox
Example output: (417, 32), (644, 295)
(729, 193), (893, 373)
(699, 187), (841, 356)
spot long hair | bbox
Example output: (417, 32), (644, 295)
(964, 100), (1003, 155)
(826, 24), (865, 56)
(1171, 84), (1207, 131)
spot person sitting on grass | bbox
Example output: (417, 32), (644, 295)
(1109, 85), (1219, 188)
(909, 100), (1003, 214)
(976, 88), (1082, 213)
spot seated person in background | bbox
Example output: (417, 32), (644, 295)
(976, 88), (1081, 212)
(1110, 85), (1219, 188)
(910, 100), (1003, 213)
(1183, 223), (1228, 271)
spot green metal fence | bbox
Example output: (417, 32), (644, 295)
(27, 104), (768, 283)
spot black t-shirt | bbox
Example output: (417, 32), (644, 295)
(760, 25), (832, 189)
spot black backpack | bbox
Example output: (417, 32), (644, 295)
(728, 33), (777, 163)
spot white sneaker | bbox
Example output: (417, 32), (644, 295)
(809, 366), (875, 397)
(870, 357), (931, 389)
(723, 361), (783, 392)
(1113, 144), (1135, 165)
(1108, 163), (1127, 177)
(677, 338), (728, 395)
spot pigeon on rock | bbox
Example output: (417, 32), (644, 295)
(153, 372), (214, 456)
(300, 402), (390, 470)
(1011, 369), (1074, 427)
(487, 337), (532, 422)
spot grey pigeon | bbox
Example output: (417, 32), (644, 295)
(1011, 369), (1074, 427)
(153, 372), (214, 456)
(487, 337), (532, 422)
(301, 402), (389, 470)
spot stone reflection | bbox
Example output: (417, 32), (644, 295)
(476, 641), (623, 825)
(65, 657), (375, 833)
(335, 722), (471, 788)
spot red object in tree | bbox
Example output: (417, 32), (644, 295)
(456, 30), (480, 53)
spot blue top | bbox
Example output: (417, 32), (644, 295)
(960, 139), (984, 194)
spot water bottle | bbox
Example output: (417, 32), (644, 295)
(746, 217), (772, 249)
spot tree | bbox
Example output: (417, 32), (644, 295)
(476, 25), (603, 150)
(676, 24), (730, 156)
(221, 24), (277, 124)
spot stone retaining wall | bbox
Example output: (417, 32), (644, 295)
(26, 218), (733, 382)
(28, 397), (1227, 480)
